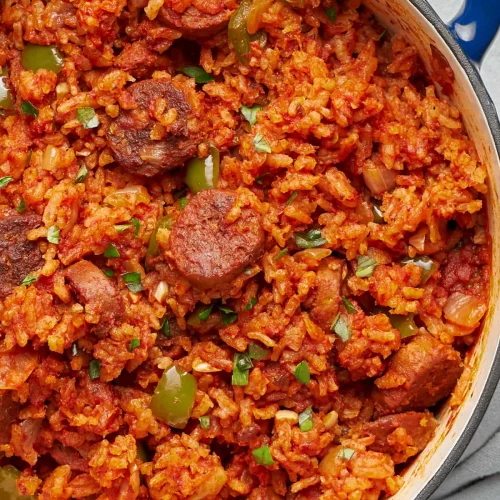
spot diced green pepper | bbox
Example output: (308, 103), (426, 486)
(389, 313), (418, 339)
(0, 70), (13, 110)
(185, 145), (220, 194)
(21, 44), (64, 74)
(400, 255), (436, 284)
(0, 465), (35, 499)
(145, 215), (173, 271)
(229, 0), (251, 63)
(150, 365), (197, 429)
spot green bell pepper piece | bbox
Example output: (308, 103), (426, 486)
(21, 44), (64, 74)
(145, 215), (173, 271)
(185, 144), (220, 194)
(229, 0), (251, 63)
(0, 465), (35, 499)
(400, 255), (436, 284)
(151, 365), (197, 429)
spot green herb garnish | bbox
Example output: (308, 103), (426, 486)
(198, 304), (214, 321)
(274, 248), (289, 261)
(16, 197), (26, 213)
(199, 416), (210, 429)
(325, 7), (337, 22)
(103, 269), (114, 277)
(294, 229), (327, 249)
(241, 105), (262, 125)
(252, 445), (274, 466)
(161, 317), (171, 337)
(285, 191), (297, 206)
(122, 272), (142, 293)
(232, 352), (253, 386)
(0, 176), (12, 188)
(47, 225), (60, 244)
(332, 314), (351, 342)
(104, 243), (120, 258)
(21, 101), (38, 117)
(356, 255), (378, 278)
(243, 297), (257, 310)
(182, 66), (214, 84)
(294, 360), (310, 384)
(21, 273), (37, 286)
(88, 359), (101, 380)
(341, 297), (357, 313)
(73, 165), (88, 184)
(129, 338), (140, 352)
(248, 342), (268, 360)
(253, 133), (272, 153)
(298, 406), (313, 432)
(77, 107), (99, 129)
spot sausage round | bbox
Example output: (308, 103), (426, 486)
(168, 190), (265, 288)
(159, 5), (234, 38)
(305, 257), (345, 332)
(106, 79), (197, 177)
(64, 260), (125, 331)
(0, 214), (43, 298)
(361, 411), (437, 463)
(372, 334), (463, 415)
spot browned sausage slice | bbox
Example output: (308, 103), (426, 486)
(159, 5), (235, 38)
(305, 257), (345, 332)
(372, 334), (463, 415)
(362, 411), (437, 463)
(168, 190), (265, 288)
(106, 79), (197, 177)
(65, 260), (125, 330)
(0, 214), (43, 298)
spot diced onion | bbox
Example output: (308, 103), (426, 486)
(192, 358), (221, 373)
(409, 228), (427, 252)
(362, 162), (396, 195)
(154, 281), (169, 303)
(42, 145), (60, 171)
(275, 410), (299, 423)
(104, 185), (151, 208)
(443, 292), (487, 328)
(294, 248), (332, 261)
(323, 410), (339, 430)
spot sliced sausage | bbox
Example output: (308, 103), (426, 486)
(168, 190), (265, 288)
(64, 260), (125, 331)
(106, 79), (197, 177)
(115, 41), (168, 78)
(158, 5), (235, 38)
(0, 214), (43, 298)
(305, 258), (345, 332)
(372, 334), (463, 416)
(361, 411), (437, 463)
(0, 347), (38, 390)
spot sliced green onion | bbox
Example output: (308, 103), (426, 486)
(198, 304), (214, 321)
(122, 272), (142, 293)
(180, 197), (187, 209)
(274, 248), (289, 261)
(294, 229), (327, 249)
(104, 243), (120, 258)
(0, 176), (12, 188)
(294, 360), (310, 384)
(103, 269), (114, 277)
(341, 297), (357, 314)
(337, 447), (356, 460)
(220, 305), (238, 325)
(77, 107), (99, 129)
(199, 416), (210, 429)
(285, 191), (297, 206)
(182, 66), (214, 84)
(332, 314), (351, 342)
(89, 359), (101, 380)
(243, 297), (257, 310)
(253, 133), (272, 153)
(355, 255), (378, 278)
(21, 273), (37, 286)
(129, 338), (140, 352)
(298, 406), (313, 432)
(114, 218), (140, 238)
(252, 445), (274, 466)
(73, 165), (88, 184)
(21, 101), (38, 117)
(232, 353), (252, 386)
(47, 225), (60, 244)
(325, 7), (337, 22)
(16, 197), (26, 213)
(248, 342), (268, 360)
(241, 105), (262, 125)
(161, 317), (171, 337)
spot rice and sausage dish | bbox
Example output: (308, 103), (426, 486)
(0, 0), (490, 498)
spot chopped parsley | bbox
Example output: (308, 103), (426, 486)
(294, 360), (310, 385)
(122, 272), (142, 293)
(47, 225), (60, 244)
(77, 107), (99, 129)
(356, 255), (378, 278)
